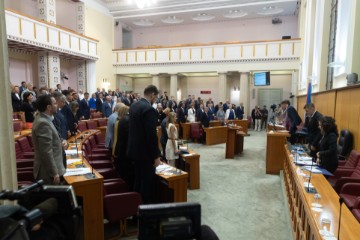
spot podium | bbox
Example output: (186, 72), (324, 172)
(266, 131), (290, 174)
(225, 126), (245, 159)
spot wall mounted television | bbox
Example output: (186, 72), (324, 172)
(254, 72), (270, 86)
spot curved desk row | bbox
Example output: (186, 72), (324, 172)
(283, 145), (360, 239)
(65, 130), (104, 240)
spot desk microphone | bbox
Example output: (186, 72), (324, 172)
(71, 131), (79, 157)
(305, 159), (316, 194)
(338, 197), (344, 240)
(85, 142), (96, 179)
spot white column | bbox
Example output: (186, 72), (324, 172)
(312, 0), (331, 92)
(218, 72), (227, 103)
(239, 72), (249, 118)
(48, 53), (61, 88)
(300, 0), (316, 87)
(348, 1), (360, 75)
(291, 71), (298, 107)
(152, 74), (159, 88)
(38, 0), (56, 24)
(0, 0), (17, 193)
(77, 61), (86, 92)
(76, 2), (85, 34)
(38, 52), (61, 89)
(170, 74), (178, 101)
(38, 52), (48, 87)
(86, 60), (96, 94)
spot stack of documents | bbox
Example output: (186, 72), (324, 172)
(64, 167), (91, 176)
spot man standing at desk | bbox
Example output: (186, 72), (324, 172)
(33, 95), (65, 185)
(281, 99), (302, 144)
(302, 103), (322, 156)
(127, 85), (161, 203)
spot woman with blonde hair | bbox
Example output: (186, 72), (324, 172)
(165, 112), (179, 167)
(114, 104), (134, 189)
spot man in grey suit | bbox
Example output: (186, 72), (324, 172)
(32, 95), (66, 185)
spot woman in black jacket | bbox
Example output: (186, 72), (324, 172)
(316, 116), (339, 173)
(20, 92), (35, 123)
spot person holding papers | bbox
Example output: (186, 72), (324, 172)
(166, 112), (179, 167)
(316, 116), (339, 173)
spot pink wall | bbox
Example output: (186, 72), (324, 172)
(131, 15), (298, 48)
(5, 0), (77, 31)
(56, 0), (77, 31)
(9, 58), (33, 86)
(5, 0), (37, 18)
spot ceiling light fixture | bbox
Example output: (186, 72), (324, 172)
(133, 19), (155, 26)
(161, 16), (184, 24)
(224, 10), (247, 19)
(192, 13), (215, 21)
(127, 0), (157, 9)
(257, 6), (284, 15)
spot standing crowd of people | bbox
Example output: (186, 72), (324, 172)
(10, 81), (340, 202)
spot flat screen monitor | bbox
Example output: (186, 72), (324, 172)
(138, 202), (201, 240)
(254, 72), (270, 86)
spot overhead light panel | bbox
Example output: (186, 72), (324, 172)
(127, 0), (157, 9)
(161, 16), (184, 24)
(192, 13), (215, 21)
(224, 10), (247, 19)
(133, 19), (155, 26)
(257, 6), (284, 15)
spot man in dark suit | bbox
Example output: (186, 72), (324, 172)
(19, 81), (26, 96)
(281, 99), (302, 144)
(201, 107), (210, 143)
(177, 102), (186, 124)
(11, 86), (22, 112)
(235, 102), (245, 120)
(96, 93), (104, 112)
(127, 85), (161, 203)
(156, 104), (166, 126)
(79, 92), (91, 119)
(102, 96), (113, 118)
(302, 103), (323, 156)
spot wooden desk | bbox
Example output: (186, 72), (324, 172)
(232, 119), (248, 135)
(266, 131), (290, 174)
(14, 129), (32, 140)
(283, 146), (360, 239)
(180, 122), (192, 140)
(96, 126), (107, 139)
(267, 124), (285, 131)
(204, 126), (228, 145)
(178, 150), (200, 190)
(209, 120), (222, 127)
(156, 167), (188, 202)
(225, 126), (244, 159)
(65, 131), (104, 240)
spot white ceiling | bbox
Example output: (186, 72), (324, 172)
(99, 0), (299, 29)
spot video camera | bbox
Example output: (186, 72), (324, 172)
(270, 104), (277, 112)
(0, 180), (81, 240)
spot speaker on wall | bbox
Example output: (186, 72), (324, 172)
(346, 73), (358, 86)
(282, 36), (291, 39)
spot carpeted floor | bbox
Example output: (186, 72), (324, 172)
(106, 129), (292, 240)
(187, 129), (292, 240)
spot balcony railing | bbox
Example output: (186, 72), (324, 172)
(113, 39), (301, 66)
(5, 9), (98, 60)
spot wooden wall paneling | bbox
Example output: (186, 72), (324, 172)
(312, 91), (335, 118)
(335, 88), (360, 150)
